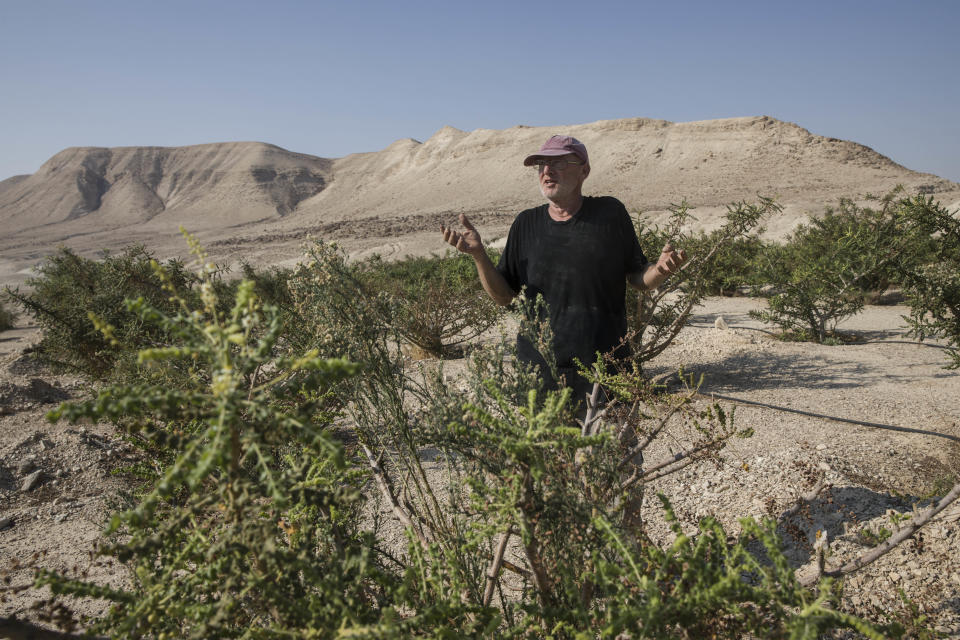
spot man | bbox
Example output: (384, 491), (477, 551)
(441, 134), (686, 408)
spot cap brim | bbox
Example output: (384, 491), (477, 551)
(522, 149), (573, 166)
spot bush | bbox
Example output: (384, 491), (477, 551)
(627, 198), (780, 365)
(363, 251), (504, 358)
(749, 194), (904, 342)
(681, 232), (772, 296)
(0, 298), (17, 331)
(39, 240), (386, 638)
(27, 235), (898, 638)
(894, 195), (960, 368)
(4, 245), (205, 378)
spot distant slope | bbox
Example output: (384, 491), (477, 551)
(290, 116), (958, 236)
(2, 116), (958, 287)
(0, 142), (332, 235)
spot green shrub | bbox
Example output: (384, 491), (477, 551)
(237, 260), (296, 314)
(4, 245), (204, 378)
(681, 231), (772, 296)
(749, 194), (904, 342)
(894, 195), (960, 368)
(0, 297), (17, 331)
(363, 251), (504, 358)
(33, 236), (887, 638)
(627, 198), (780, 365)
(40, 239), (385, 638)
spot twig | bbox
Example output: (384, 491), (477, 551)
(580, 383), (602, 437)
(799, 480), (960, 587)
(618, 391), (693, 471)
(482, 528), (513, 608)
(621, 440), (719, 492)
(501, 559), (532, 579)
(361, 443), (428, 546)
(782, 477), (829, 519)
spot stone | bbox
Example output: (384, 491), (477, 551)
(16, 459), (35, 475)
(714, 315), (728, 330)
(0, 516), (13, 530)
(816, 444), (827, 451)
(53, 513), (68, 524)
(21, 470), (43, 492)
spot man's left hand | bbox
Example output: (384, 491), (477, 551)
(655, 243), (688, 276)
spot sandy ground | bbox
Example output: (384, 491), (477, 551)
(2, 296), (959, 635)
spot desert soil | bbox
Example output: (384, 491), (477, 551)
(2, 296), (959, 636)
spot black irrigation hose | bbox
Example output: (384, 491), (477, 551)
(699, 391), (960, 444)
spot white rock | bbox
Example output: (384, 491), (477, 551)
(21, 470), (43, 492)
(714, 316), (728, 330)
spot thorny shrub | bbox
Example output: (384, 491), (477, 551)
(4, 245), (214, 379)
(38, 234), (388, 638)
(627, 197), (781, 366)
(29, 235), (893, 638)
(748, 194), (906, 342)
(362, 251), (503, 358)
(0, 297), (17, 331)
(894, 194), (960, 368)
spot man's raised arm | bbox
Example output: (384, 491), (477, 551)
(628, 242), (688, 291)
(440, 214), (516, 306)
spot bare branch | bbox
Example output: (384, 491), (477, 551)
(618, 390), (694, 471)
(799, 480), (960, 587)
(580, 383), (602, 437)
(361, 443), (429, 546)
(620, 439), (720, 492)
(781, 477), (829, 519)
(482, 528), (513, 608)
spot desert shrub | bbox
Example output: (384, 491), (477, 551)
(4, 245), (205, 378)
(362, 251), (504, 358)
(284, 241), (882, 637)
(627, 198), (780, 365)
(0, 297), (17, 331)
(237, 260), (296, 314)
(749, 194), (905, 343)
(31, 236), (890, 638)
(894, 194), (960, 368)
(681, 231), (772, 296)
(38, 239), (390, 638)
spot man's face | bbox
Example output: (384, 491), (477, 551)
(537, 154), (589, 202)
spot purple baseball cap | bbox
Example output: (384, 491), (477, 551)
(522, 135), (589, 167)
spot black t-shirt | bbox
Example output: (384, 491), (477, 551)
(496, 196), (648, 388)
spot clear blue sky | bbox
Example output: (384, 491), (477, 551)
(2, 0), (958, 182)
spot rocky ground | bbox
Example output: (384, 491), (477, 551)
(2, 297), (959, 636)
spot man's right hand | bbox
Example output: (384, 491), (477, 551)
(441, 214), (484, 257)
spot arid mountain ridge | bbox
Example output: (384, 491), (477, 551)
(2, 115), (958, 286)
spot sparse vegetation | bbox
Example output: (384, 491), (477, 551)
(3, 246), (209, 378)
(0, 298), (17, 331)
(628, 197), (780, 364)
(17, 189), (960, 636)
(361, 250), (503, 358)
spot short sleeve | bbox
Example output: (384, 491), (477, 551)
(496, 217), (523, 293)
(619, 203), (648, 275)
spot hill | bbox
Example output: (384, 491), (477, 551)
(2, 116), (958, 285)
